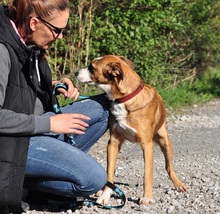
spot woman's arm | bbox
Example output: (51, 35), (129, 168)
(0, 43), (50, 136)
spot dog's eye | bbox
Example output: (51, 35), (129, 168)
(88, 64), (94, 74)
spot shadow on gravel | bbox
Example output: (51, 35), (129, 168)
(127, 197), (139, 205)
(114, 181), (129, 187)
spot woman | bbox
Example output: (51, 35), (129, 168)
(0, 0), (109, 213)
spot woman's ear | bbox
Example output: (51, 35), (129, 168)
(29, 17), (38, 31)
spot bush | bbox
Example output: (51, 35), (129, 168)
(49, 0), (220, 91)
(1, 0), (219, 108)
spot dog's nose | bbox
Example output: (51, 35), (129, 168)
(75, 71), (79, 77)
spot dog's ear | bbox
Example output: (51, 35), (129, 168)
(104, 62), (124, 80)
(118, 56), (135, 70)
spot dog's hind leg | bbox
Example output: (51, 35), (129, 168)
(155, 123), (188, 192)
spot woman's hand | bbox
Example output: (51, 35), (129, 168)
(50, 113), (91, 135)
(53, 77), (79, 100)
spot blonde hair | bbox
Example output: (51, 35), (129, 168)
(8, 0), (69, 39)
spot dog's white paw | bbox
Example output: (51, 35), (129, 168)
(139, 197), (154, 205)
(96, 188), (112, 205)
(95, 190), (103, 197)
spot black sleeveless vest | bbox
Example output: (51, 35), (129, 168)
(0, 42), (53, 214)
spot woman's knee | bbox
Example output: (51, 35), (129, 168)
(78, 165), (107, 195)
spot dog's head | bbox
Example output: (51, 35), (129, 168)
(77, 55), (137, 98)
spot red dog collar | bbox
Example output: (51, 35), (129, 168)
(114, 80), (145, 103)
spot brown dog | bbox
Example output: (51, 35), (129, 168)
(77, 55), (187, 205)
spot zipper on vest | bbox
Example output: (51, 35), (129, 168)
(35, 50), (41, 87)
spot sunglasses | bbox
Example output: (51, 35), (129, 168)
(37, 16), (67, 38)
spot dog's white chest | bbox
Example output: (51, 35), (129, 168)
(111, 103), (137, 141)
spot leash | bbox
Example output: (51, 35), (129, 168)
(52, 83), (89, 114)
(52, 83), (89, 146)
(52, 83), (126, 210)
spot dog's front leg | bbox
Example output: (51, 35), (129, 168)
(96, 135), (123, 205)
(140, 140), (154, 205)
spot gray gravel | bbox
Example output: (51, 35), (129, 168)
(23, 99), (220, 214)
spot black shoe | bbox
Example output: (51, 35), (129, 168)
(23, 190), (85, 210)
(23, 190), (49, 205)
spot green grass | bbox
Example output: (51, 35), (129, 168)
(158, 86), (214, 110)
(157, 67), (220, 110)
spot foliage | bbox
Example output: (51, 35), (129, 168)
(1, 0), (220, 108)
(1, 0), (220, 87)
(48, 0), (220, 91)
(158, 66), (220, 109)
(0, 0), (8, 4)
(192, 67), (220, 96)
(158, 83), (214, 110)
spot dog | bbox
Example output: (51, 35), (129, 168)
(76, 55), (187, 205)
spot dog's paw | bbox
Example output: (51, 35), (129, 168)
(176, 184), (189, 192)
(139, 197), (153, 205)
(95, 190), (103, 197)
(96, 188), (112, 205)
(173, 178), (189, 192)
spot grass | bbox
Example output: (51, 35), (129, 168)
(158, 86), (214, 111)
(158, 67), (220, 110)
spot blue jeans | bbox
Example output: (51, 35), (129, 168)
(24, 94), (110, 197)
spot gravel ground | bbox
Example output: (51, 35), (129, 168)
(23, 99), (220, 214)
